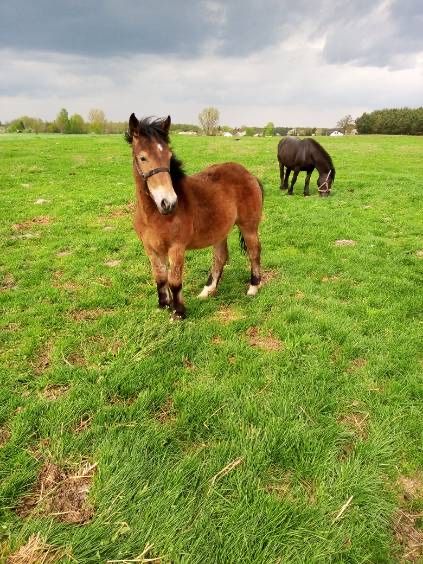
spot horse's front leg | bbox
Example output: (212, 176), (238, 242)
(288, 170), (299, 195)
(304, 169), (314, 197)
(147, 250), (170, 309)
(168, 245), (186, 319)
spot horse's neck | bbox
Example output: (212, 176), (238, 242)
(313, 152), (330, 174)
(134, 177), (158, 219)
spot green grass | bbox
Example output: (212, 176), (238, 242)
(0, 133), (422, 562)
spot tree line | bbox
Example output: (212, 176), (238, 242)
(3, 108), (126, 134)
(355, 107), (423, 135)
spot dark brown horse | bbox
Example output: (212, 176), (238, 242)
(277, 137), (335, 197)
(126, 114), (263, 318)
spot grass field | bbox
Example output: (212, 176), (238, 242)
(0, 133), (422, 563)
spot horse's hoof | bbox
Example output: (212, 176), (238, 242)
(247, 284), (259, 297)
(198, 286), (216, 299)
(304, 193), (310, 197)
(172, 310), (186, 320)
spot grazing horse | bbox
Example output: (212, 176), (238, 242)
(126, 114), (263, 318)
(277, 137), (335, 197)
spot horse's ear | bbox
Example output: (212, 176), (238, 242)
(129, 113), (139, 137)
(161, 115), (171, 135)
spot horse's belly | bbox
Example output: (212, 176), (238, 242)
(187, 208), (236, 250)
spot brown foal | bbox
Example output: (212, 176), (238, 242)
(126, 114), (263, 318)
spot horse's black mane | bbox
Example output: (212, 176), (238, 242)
(125, 116), (186, 183)
(308, 138), (336, 180)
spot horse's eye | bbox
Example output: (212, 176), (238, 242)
(139, 155), (147, 162)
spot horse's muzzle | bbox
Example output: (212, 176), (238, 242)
(160, 198), (177, 214)
(319, 191), (330, 198)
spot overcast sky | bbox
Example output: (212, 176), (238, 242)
(1, 0), (422, 127)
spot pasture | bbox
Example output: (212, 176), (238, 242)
(0, 133), (422, 562)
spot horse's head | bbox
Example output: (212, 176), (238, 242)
(128, 113), (177, 215)
(317, 169), (335, 197)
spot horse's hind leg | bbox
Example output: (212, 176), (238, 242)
(288, 170), (299, 195)
(279, 162), (286, 190)
(283, 167), (291, 189)
(198, 239), (228, 299)
(239, 227), (261, 297)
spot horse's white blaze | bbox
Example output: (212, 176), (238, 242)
(247, 284), (259, 296)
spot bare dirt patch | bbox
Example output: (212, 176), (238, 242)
(246, 326), (283, 351)
(154, 398), (176, 424)
(339, 411), (369, 439)
(12, 216), (52, 231)
(416, 250), (423, 259)
(17, 461), (96, 524)
(70, 308), (113, 322)
(41, 385), (69, 401)
(393, 509), (423, 562)
(335, 239), (356, 247)
(183, 358), (196, 370)
(7, 533), (66, 563)
(1, 273), (16, 291)
(214, 306), (244, 324)
(347, 358), (368, 372)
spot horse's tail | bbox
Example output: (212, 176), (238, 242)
(239, 231), (247, 254)
(239, 177), (263, 254)
(256, 177), (264, 203)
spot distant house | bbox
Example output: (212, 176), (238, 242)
(177, 131), (197, 136)
(223, 131), (233, 137)
(330, 130), (344, 136)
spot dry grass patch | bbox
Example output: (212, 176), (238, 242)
(347, 357), (368, 372)
(105, 202), (135, 218)
(1, 273), (16, 291)
(321, 274), (340, 283)
(335, 239), (356, 247)
(56, 249), (72, 257)
(265, 470), (293, 500)
(12, 216), (52, 231)
(17, 461), (96, 524)
(7, 533), (67, 563)
(0, 426), (11, 447)
(214, 306), (244, 324)
(32, 341), (53, 375)
(339, 410), (369, 439)
(154, 398), (176, 424)
(398, 474), (423, 502)
(415, 250), (423, 258)
(104, 259), (121, 268)
(261, 269), (278, 285)
(393, 510), (423, 562)
(245, 326), (283, 351)
(70, 307), (113, 321)
(73, 414), (93, 434)
(41, 385), (69, 401)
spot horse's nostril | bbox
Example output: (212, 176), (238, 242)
(161, 198), (170, 210)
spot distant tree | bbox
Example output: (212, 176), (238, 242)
(336, 114), (355, 134)
(55, 108), (70, 133)
(245, 127), (256, 136)
(69, 114), (86, 134)
(7, 119), (25, 133)
(88, 108), (106, 133)
(263, 122), (275, 136)
(198, 107), (219, 136)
